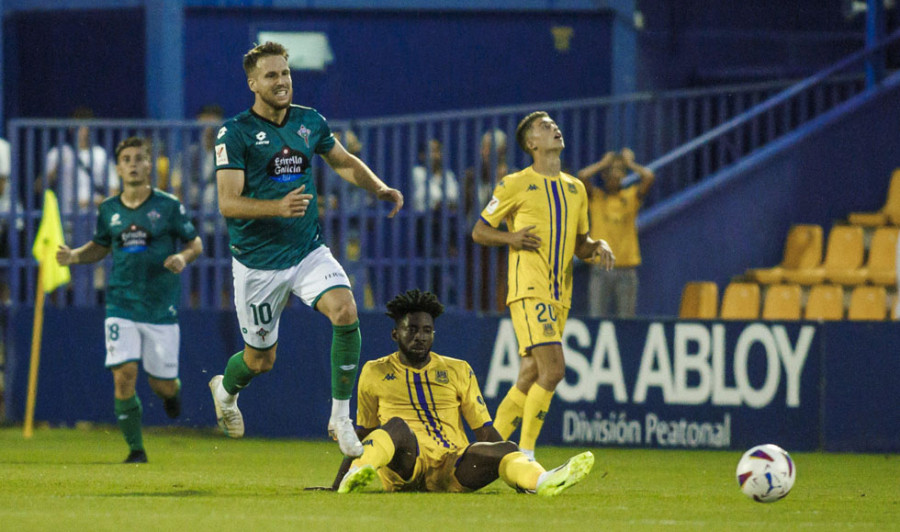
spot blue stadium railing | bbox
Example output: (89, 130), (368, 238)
(637, 27), (900, 220)
(2, 76), (864, 315)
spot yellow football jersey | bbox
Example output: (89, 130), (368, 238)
(480, 166), (589, 307)
(588, 185), (642, 267)
(356, 352), (492, 459)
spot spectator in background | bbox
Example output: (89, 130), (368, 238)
(465, 129), (512, 312)
(465, 129), (509, 217)
(43, 107), (118, 216)
(577, 148), (654, 318)
(0, 137), (23, 306)
(172, 104), (225, 226)
(412, 139), (458, 213)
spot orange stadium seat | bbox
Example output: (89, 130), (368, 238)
(761, 284), (802, 320)
(848, 168), (900, 226)
(679, 281), (718, 319)
(847, 285), (888, 321)
(803, 284), (844, 321)
(746, 224), (823, 284)
(783, 225), (865, 285)
(719, 282), (760, 320)
(863, 226), (899, 286)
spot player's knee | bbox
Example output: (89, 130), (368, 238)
(383, 417), (415, 448)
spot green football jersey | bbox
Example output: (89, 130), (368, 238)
(215, 104), (336, 269)
(93, 190), (198, 324)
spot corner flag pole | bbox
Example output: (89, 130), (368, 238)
(23, 272), (45, 439)
(25, 190), (70, 438)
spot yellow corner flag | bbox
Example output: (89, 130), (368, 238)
(25, 190), (71, 438)
(32, 190), (70, 292)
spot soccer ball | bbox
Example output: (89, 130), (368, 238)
(735, 444), (796, 503)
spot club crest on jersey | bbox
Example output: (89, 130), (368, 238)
(435, 370), (449, 384)
(543, 322), (555, 337)
(256, 327), (270, 342)
(147, 209), (161, 228)
(267, 147), (309, 183)
(120, 224), (149, 253)
(568, 183), (577, 193)
(297, 125), (311, 147)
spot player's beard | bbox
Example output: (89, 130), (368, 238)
(261, 86), (292, 111)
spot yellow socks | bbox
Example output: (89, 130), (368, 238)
(350, 428), (395, 470)
(493, 386), (528, 440)
(519, 383), (554, 452)
(498, 451), (545, 491)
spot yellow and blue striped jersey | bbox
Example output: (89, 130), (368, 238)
(356, 352), (492, 459)
(480, 166), (589, 308)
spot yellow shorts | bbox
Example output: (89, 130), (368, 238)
(509, 298), (569, 356)
(377, 447), (471, 493)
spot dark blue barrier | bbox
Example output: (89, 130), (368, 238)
(6, 309), (898, 452)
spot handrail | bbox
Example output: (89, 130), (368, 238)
(631, 27), (900, 191)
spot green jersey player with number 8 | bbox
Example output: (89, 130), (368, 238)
(57, 136), (203, 463)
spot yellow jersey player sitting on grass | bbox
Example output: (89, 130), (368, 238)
(332, 289), (594, 495)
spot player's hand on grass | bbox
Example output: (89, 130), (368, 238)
(163, 253), (188, 274)
(509, 225), (541, 251)
(376, 187), (404, 218)
(56, 245), (74, 266)
(280, 185), (314, 218)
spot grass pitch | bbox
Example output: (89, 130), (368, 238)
(0, 426), (897, 531)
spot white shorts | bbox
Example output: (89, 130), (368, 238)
(104, 317), (180, 380)
(232, 246), (351, 349)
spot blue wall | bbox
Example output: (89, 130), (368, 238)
(635, 78), (900, 317)
(7, 307), (899, 452)
(184, 9), (613, 119)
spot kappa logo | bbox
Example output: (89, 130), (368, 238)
(255, 131), (270, 145)
(527, 184), (539, 191)
(383, 372), (397, 381)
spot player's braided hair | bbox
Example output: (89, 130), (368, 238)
(385, 289), (445, 323)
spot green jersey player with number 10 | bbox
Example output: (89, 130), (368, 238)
(208, 41), (403, 458)
(57, 137), (203, 463)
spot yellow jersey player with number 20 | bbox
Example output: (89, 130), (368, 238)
(472, 111), (615, 459)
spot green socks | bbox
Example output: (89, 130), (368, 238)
(331, 321), (361, 400)
(114, 395), (144, 452)
(222, 351), (256, 395)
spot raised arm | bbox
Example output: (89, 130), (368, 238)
(56, 241), (109, 266)
(216, 168), (313, 219)
(620, 148), (655, 198)
(321, 140), (403, 218)
(576, 151), (617, 182)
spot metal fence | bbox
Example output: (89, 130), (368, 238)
(1, 73), (870, 314)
